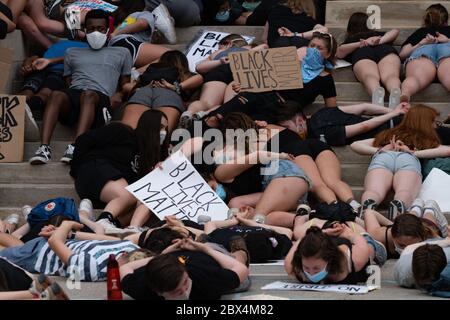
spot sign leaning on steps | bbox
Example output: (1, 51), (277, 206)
(185, 30), (255, 73)
(126, 150), (229, 221)
(0, 95), (25, 163)
(261, 281), (373, 294)
(229, 47), (303, 93)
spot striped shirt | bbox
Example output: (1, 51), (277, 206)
(34, 240), (138, 282)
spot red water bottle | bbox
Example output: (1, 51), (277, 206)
(107, 254), (123, 300)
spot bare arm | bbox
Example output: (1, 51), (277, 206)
(379, 29), (400, 44)
(343, 228), (371, 272)
(204, 217), (239, 234)
(345, 110), (401, 138)
(363, 209), (389, 246)
(336, 42), (361, 59)
(214, 152), (259, 183)
(413, 145), (450, 158)
(350, 138), (378, 155)
(284, 241), (299, 278)
(47, 221), (83, 265)
(180, 74), (204, 91)
(195, 58), (223, 74)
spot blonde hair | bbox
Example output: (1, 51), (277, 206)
(283, 0), (316, 18)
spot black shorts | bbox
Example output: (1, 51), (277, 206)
(59, 88), (111, 128)
(74, 159), (129, 203)
(309, 107), (363, 146)
(110, 36), (143, 64)
(350, 44), (398, 65)
(298, 139), (333, 160)
(22, 70), (64, 93)
(203, 64), (234, 84)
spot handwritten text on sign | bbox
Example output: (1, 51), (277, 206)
(261, 281), (370, 294)
(229, 47), (303, 92)
(126, 151), (229, 221)
(0, 95), (25, 162)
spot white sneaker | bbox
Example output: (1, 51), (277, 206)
(22, 205), (33, 221)
(25, 103), (40, 141)
(409, 198), (425, 217)
(371, 86), (385, 106)
(153, 3), (177, 44)
(29, 144), (52, 165)
(78, 199), (94, 221)
(388, 88), (402, 109)
(424, 200), (448, 237)
(97, 218), (136, 237)
(125, 226), (148, 233)
(5, 214), (19, 226)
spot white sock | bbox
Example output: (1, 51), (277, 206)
(349, 200), (361, 210)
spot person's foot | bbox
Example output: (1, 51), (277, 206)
(359, 199), (378, 218)
(153, 3), (177, 44)
(178, 112), (193, 129)
(29, 144), (52, 165)
(424, 199), (448, 237)
(409, 198), (425, 217)
(192, 111), (207, 121)
(64, 7), (81, 40)
(388, 199), (406, 221)
(253, 214), (266, 224)
(229, 235), (250, 267)
(96, 218), (122, 233)
(40, 282), (70, 300)
(24, 103), (40, 142)
(362, 233), (387, 266)
(60, 144), (75, 164)
(388, 88), (402, 109)
(296, 203), (311, 216)
(79, 199), (94, 221)
(22, 205), (33, 221)
(371, 86), (385, 106)
(30, 274), (53, 296)
(197, 215), (211, 225)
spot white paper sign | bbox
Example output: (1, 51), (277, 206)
(419, 168), (450, 212)
(261, 281), (370, 294)
(126, 151), (229, 221)
(334, 59), (352, 69)
(185, 30), (255, 73)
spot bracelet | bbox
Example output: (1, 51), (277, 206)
(173, 81), (182, 95)
(69, 231), (77, 240)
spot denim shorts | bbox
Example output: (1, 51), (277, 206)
(406, 43), (450, 66)
(261, 160), (312, 190)
(368, 151), (422, 176)
(0, 237), (46, 273)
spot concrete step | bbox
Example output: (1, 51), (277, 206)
(24, 141), (72, 161)
(0, 162), (71, 184)
(0, 184), (79, 207)
(334, 146), (371, 164)
(342, 163), (369, 186)
(326, 1), (450, 28)
(335, 82), (450, 102)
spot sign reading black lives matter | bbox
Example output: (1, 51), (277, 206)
(0, 95), (25, 163)
(229, 46), (303, 92)
(126, 151), (229, 221)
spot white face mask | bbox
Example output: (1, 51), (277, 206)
(86, 30), (108, 50)
(162, 278), (192, 300)
(160, 131), (167, 145)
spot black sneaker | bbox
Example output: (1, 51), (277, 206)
(60, 144), (75, 164)
(296, 203), (311, 217)
(359, 199), (378, 218)
(388, 199), (406, 221)
(29, 144), (52, 165)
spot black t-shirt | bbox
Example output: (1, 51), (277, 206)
(267, 4), (317, 47)
(402, 26), (450, 47)
(208, 226), (292, 260)
(280, 74), (337, 108)
(0, 258), (33, 291)
(436, 126), (450, 145)
(70, 122), (138, 181)
(222, 164), (263, 196)
(122, 250), (240, 300)
(245, 0), (278, 25)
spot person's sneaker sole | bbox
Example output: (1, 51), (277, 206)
(60, 156), (72, 164)
(29, 156), (49, 165)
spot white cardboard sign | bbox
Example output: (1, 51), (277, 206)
(126, 150), (229, 221)
(419, 168), (450, 212)
(261, 281), (371, 294)
(185, 30), (254, 73)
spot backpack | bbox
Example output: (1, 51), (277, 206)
(310, 201), (357, 222)
(27, 197), (79, 227)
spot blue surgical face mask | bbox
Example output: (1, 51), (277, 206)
(215, 183), (227, 201)
(242, 1), (261, 11)
(304, 266), (328, 283)
(215, 10), (230, 22)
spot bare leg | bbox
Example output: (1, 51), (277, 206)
(361, 168), (393, 204)
(353, 59), (381, 95)
(294, 155), (337, 203)
(0, 233), (23, 248)
(3, 0), (27, 22)
(74, 90), (99, 139)
(378, 53), (402, 92)
(41, 91), (70, 145)
(392, 170), (422, 208)
(228, 193), (261, 211)
(129, 204), (152, 227)
(16, 14), (52, 49)
(135, 43), (169, 68)
(265, 211), (296, 228)
(437, 57), (450, 91)
(223, 82), (238, 103)
(154, 106), (180, 133)
(315, 150), (354, 202)
(0, 291), (35, 300)
(100, 179), (137, 218)
(26, 0), (65, 35)
(121, 104), (149, 129)
(401, 58), (436, 98)
(188, 81), (227, 113)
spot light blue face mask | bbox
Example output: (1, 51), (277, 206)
(242, 1), (261, 11)
(215, 183), (227, 201)
(304, 266), (328, 283)
(215, 10), (230, 22)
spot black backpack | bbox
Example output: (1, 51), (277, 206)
(310, 201), (357, 222)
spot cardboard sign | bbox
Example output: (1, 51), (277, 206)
(261, 281), (372, 294)
(185, 30), (254, 73)
(0, 48), (13, 94)
(419, 168), (450, 212)
(0, 95), (25, 162)
(126, 150), (229, 221)
(229, 47), (303, 92)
